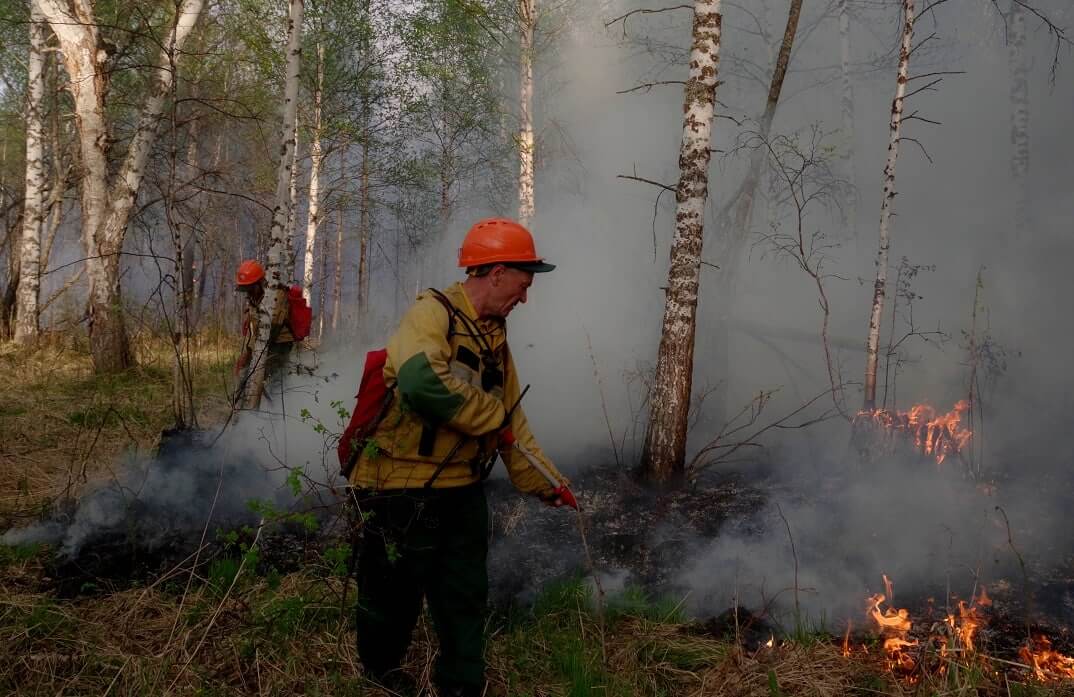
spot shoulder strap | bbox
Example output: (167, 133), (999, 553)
(426, 287), (496, 358)
(426, 288), (458, 340)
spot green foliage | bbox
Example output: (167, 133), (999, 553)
(606, 585), (685, 624)
(322, 543), (353, 577)
(0, 543), (42, 567)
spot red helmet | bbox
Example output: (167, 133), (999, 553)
(236, 259), (265, 286)
(458, 218), (555, 272)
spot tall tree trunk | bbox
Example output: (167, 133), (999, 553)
(243, 0), (304, 409)
(711, 0), (803, 423)
(517, 0), (536, 228)
(37, 0), (204, 372)
(14, 5), (49, 344)
(286, 119), (300, 277)
(839, 0), (857, 235)
(641, 0), (723, 482)
(317, 213), (328, 339)
(331, 200), (343, 332)
(1007, 0), (1028, 242)
(357, 134), (371, 324)
(302, 42), (325, 302)
(862, 0), (915, 412)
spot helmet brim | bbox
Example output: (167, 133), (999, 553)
(505, 261), (556, 273)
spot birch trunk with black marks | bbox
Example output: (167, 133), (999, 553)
(14, 5), (48, 344)
(36, 0), (204, 372)
(1007, 0), (1028, 241)
(517, 0), (536, 228)
(862, 0), (914, 412)
(243, 0), (304, 409)
(839, 0), (857, 234)
(302, 42), (325, 303)
(286, 119), (300, 277)
(641, 0), (723, 482)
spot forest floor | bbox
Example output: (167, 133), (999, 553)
(1, 333), (1072, 696)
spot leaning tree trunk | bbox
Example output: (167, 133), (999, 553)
(38, 0), (204, 372)
(243, 0), (304, 409)
(839, 0), (857, 235)
(302, 42), (325, 303)
(711, 0), (802, 424)
(862, 0), (915, 413)
(14, 5), (48, 344)
(517, 0), (536, 228)
(641, 0), (723, 482)
(1007, 0), (1028, 242)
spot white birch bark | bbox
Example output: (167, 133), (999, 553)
(286, 117), (300, 276)
(517, 0), (536, 228)
(37, 0), (204, 372)
(1008, 0), (1028, 241)
(302, 42), (325, 303)
(14, 5), (48, 344)
(641, 0), (723, 481)
(863, 0), (915, 412)
(243, 0), (305, 409)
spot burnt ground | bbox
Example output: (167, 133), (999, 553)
(10, 430), (1074, 668)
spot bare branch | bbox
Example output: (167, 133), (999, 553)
(616, 80), (687, 95)
(605, 5), (694, 37)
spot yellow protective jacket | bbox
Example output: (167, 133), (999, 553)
(347, 282), (565, 496)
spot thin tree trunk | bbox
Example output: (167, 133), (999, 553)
(14, 5), (49, 344)
(286, 118), (300, 278)
(357, 135), (371, 324)
(839, 0), (857, 235)
(331, 200), (343, 332)
(862, 0), (915, 413)
(711, 0), (803, 423)
(517, 0), (536, 228)
(1008, 0), (1028, 242)
(37, 0), (204, 372)
(302, 42), (325, 303)
(317, 213), (328, 339)
(641, 0), (724, 482)
(244, 0), (304, 409)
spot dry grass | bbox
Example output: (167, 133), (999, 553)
(0, 330), (236, 519)
(2, 332), (1074, 695)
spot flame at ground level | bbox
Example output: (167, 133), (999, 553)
(857, 400), (973, 465)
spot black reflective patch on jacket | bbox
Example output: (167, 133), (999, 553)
(418, 423), (437, 457)
(481, 362), (503, 392)
(456, 346), (480, 371)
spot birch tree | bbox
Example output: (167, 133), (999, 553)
(641, 0), (724, 482)
(302, 42), (325, 303)
(243, 0), (305, 409)
(862, 0), (915, 413)
(14, 5), (47, 344)
(36, 0), (205, 372)
(517, 0), (536, 228)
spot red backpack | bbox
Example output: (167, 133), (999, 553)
(287, 285), (313, 341)
(336, 290), (458, 478)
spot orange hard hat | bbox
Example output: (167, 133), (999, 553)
(235, 259), (265, 286)
(458, 218), (555, 272)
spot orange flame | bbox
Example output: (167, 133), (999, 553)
(859, 400), (972, 465)
(867, 577), (916, 673)
(1020, 635), (1074, 681)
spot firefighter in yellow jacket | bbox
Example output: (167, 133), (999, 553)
(348, 218), (573, 697)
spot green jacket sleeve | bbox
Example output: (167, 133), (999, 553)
(387, 295), (506, 436)
(498, 344), (567, 497)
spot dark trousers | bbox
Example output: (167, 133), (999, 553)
(354, 484), (489, 690)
